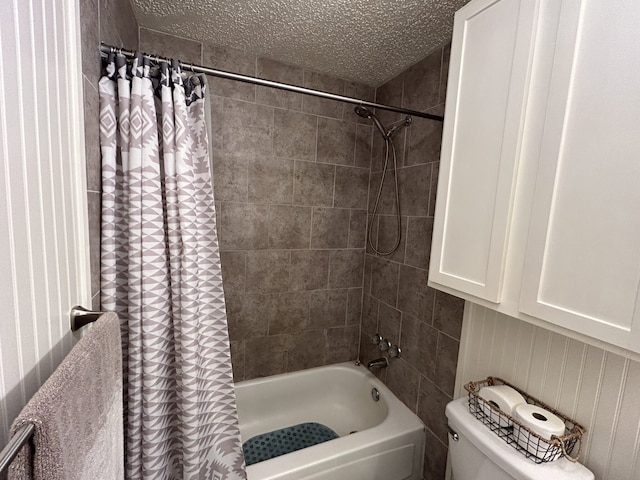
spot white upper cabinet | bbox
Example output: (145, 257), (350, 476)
(429, 0), (539, 302)
(430, 0), (640, 355)
(519, 0), (640, 352)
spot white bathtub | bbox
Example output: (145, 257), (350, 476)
(235, 362), (426, 480)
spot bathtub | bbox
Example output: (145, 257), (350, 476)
(235, 362), (426, 480)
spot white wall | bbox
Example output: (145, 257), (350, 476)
(0, 0), (90, 448)
(456, 303), (640, 479)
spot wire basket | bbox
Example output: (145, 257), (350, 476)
(464, 377), (585, 464)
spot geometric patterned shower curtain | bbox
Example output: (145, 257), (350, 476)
(98, 52), (247, 480)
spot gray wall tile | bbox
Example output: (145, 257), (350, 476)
(287, 330), (327, 370)
(289, 250), (330, 291)
(293, 161), (335, 206)
(361, 293), (379, 334)
(268, 292), (310, 335)
(402, 49), (441, 112)
(222, 99), (273, 157)
(378, 302), (401, 345)
(244, 335), (288, 379)
(401, 314), (438, 379)
(302, 71), (344, 119)
(405, 217), (433, 270)
(212, 152), (248, 202)
(355, 124), (373, 168)
(348, 210), (367, 249)
(404, 117), (443, 167)
(245, 250), (290, 294)
(309, 289), (348, 329)
(397, 265), (434, 323)
(273, 109), (317, 161)
(440, 43), (451, 105)
(311, 208), (350, 248)
(329, 250), (364, 288)
(334, 166), (369, 209)
(317, 118), (356, 165)
(385, 358), (420, 411)
(248, 157), (294, 204)
(375, 74), (404, 125)
(203, 45), (256, 102)
(268, 205), (312, 248)
(398, 164), (431, 216)
(370, 257), (399, 307)
(210, 96), (224, 151)
(433, 291), (465, 340)
(80, 0), (100, 85)
(101, 0), (138, 49)
(230, 341), (245, 382)
(217, 202), (269, 250)
(220, 251), (246, 296)
(423, 429), (448, 480)
(434, 332), (460, 396)
(325, 325), (359, 363)
(225, 294), (269, 341)
(256, 58), (304, 110)
(346, 288), (363, 325)
(417, 377), (451, 444)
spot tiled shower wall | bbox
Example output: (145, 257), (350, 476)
(79, 0), (139, 309)
(357, 45), (465, 480)
(79, 9), (463, 478)
(137, 28), (375, 381)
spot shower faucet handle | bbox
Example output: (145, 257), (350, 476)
(379, 339), (391, 352)
(371, 333), (383, 345)
(389, 345), (402, 358)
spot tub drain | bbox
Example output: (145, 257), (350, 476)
(371, 387), (380, 402)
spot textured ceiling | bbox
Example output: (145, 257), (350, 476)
(130, 0), (470, 86)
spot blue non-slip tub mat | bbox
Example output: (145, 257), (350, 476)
(243, 422), (339, 466)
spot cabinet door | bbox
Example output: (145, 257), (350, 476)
(429, 0), (538, 302)
(520, 0), (640, 351)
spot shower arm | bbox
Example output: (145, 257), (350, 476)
(99, 44), (444, 123)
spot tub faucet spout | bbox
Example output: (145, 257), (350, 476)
(367, 357), (389, 370)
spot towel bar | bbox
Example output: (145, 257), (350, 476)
(0, 423), (34, 473)
(70, 305), (105, 331)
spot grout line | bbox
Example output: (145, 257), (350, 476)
(331, 164), (337, 208)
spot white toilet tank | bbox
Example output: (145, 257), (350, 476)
(446, 397), (594, 480)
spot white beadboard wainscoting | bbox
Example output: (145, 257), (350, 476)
(455, 303), (640, 480)
(0, 0), (90, 449)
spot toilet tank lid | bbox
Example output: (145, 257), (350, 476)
(446, 397), (594, 480)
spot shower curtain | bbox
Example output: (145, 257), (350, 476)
(99, 52), (246, 480)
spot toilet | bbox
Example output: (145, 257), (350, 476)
(446, 397), (594, 480)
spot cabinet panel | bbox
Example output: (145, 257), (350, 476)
(430, 0), (537, 302)
(520, 0), (640, 351)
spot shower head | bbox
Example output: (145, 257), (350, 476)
(354, 105), (373, 119)
(354, 105), (387, 138)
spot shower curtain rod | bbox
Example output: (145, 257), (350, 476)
(100, 44), (444, 122)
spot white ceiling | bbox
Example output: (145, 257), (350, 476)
(130, 0), (470, 87)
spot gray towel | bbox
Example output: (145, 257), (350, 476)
(9, 312), (124, 480)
